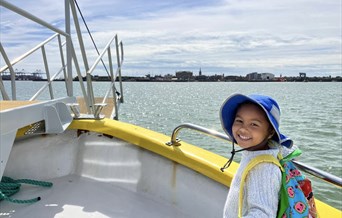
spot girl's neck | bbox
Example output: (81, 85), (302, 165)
(246, 138), (270, 151)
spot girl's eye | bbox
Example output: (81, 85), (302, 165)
(251, 123), (259, 127)
(234, 118), (243, 123)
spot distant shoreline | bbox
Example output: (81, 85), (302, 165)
(2, 78), (341, 82)
(71, 74), (342, 82)
(2, 75), (341, 82)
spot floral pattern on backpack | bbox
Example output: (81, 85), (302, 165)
(278, 149), (318, 218)
(238, 149), (319, 218)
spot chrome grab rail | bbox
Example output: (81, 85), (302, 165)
(292, 160), (342, 188)
(166, 123), (342, 188)
(166, 123), (232, 146)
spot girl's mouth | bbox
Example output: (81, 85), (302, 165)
(238, 134), (251, 141)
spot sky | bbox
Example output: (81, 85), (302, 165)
(0, 0), (341, 77)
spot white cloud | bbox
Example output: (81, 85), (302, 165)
(1, 0), (341, 76)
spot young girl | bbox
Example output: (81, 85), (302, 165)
(220, 93), (293, 218)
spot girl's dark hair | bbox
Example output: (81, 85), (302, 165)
(235, 101), (275, 133)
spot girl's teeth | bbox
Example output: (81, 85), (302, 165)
(239, 135), (250, 140)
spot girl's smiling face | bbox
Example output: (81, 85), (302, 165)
(232, 102), (274, 149)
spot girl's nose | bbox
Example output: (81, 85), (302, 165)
(238, 126), (248, 133)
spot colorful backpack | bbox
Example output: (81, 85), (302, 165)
(238, 149), (318, 218)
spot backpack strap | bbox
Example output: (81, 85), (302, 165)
(238, 154), (284, 218)
(279, 149), (302, 164)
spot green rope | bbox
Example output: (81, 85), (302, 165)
(0, 176), (53, 204)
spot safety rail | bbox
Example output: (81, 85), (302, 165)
(84, 34), (124, 119)
(0, 0), (124, 119)
(166, 123), (342, 188)
(0, 34), (70, 101)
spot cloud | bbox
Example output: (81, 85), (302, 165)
(1, 0), (341, 76)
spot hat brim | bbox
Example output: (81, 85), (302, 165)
(220, 94), (251, 141)
(220, 93), (293, 148)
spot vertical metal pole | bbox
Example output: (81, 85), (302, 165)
(108, 47), (118, 120)
(0, 75), (10, 100)
(57, 35), (68, 90)
(86, 73), (95, 113)
(41, 45), (54, 99)
(69, 0), (94, 113)
(0, 43), (16, 100)
(65, 0), (73, 96)
(69, 0), (89, 71)
(0, 43), (11, 100)
(115, 35), (124, 103)
(119, 41), (124, 102)
(70, 42), (91, 113)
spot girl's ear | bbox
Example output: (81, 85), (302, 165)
(268, 129), (275, 139)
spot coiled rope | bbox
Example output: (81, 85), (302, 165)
(0, 176), (53, 204)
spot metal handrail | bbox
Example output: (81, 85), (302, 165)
(0, 1), (69, 37)
(30, 65), (67, 101)
(1, 0), (124, 120)
(0, 1), (73, 101)
(166, 123), (231, 146)
(166, 123), (342, 188)
(83, 34), (124, 119)
(0, 33), (59, 73)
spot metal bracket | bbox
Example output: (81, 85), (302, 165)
(67, 103), (106, 120)
(94, 103), (107, 119)
(67, 103), (81, 118)
(165, 138), (182, 146)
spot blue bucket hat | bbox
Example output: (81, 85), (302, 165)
(220, 93), (293, 148)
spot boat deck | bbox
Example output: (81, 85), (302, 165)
(1, 174), (189, 218)
(0, 98), (114, 117)
(0, 101), (39, 111)
(77, 97), (115, 118)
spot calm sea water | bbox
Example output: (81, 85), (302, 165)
(2, 81), (342, 209)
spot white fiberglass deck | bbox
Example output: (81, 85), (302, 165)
(1, 130), (228, 218)
(1, 174), (188, 218)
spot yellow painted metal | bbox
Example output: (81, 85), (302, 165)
(68, 118), (238, 187)
(16, 124), (35, 137)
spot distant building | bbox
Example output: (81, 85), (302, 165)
(299, 72), (306, 78)
(247, 72), (260, 80)
(164, 74), (174, 81)
(209, 74), (224, 81)
(176, 71), (193, 81)
(247, 72), (274, 81)
(260, 73), (275, 80)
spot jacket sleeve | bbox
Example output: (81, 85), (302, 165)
(242, 162), (282, 218)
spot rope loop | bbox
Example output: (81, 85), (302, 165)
(0, 176), (53, 204)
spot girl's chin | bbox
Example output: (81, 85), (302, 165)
(236, 140), (260, 149)
(236, 142), (254, 149)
